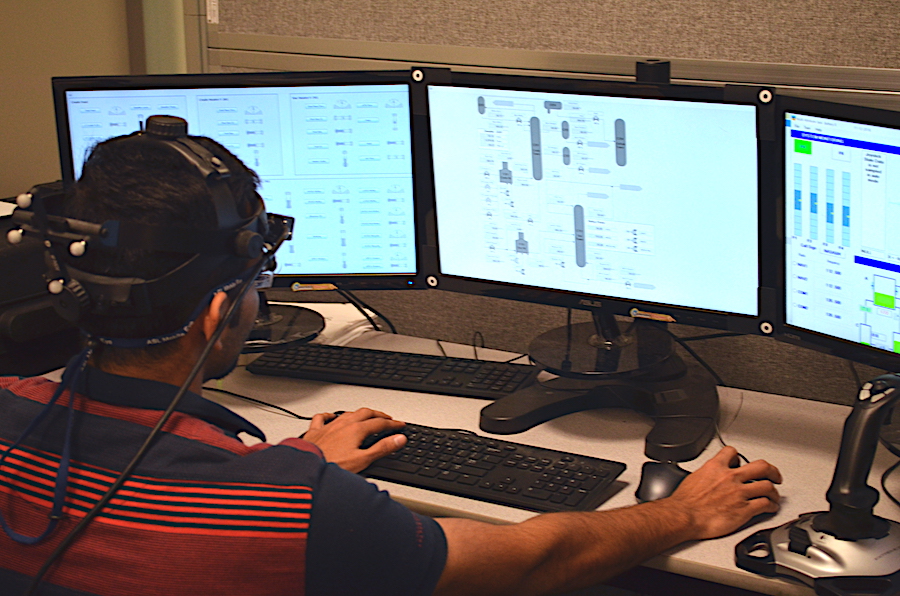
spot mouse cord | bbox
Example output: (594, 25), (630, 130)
(202, 385), (312, 421)
(881, 456), (900, 510)
(471, 331), (486, 360)
(663, 328), (749, 464)
(336, 289), (397, 334)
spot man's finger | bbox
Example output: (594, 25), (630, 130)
(732, 460), (783, 484)
(368, 433), (408, 458)
(711, 445), (740, 467)
(308, 413), (330, 430)
(740, 479), (781, 503)
(355, 417), (406, 441)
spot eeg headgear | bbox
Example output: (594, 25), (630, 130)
(7, 115), (292, 346)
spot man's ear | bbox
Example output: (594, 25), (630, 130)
(202, 291), (230, 342)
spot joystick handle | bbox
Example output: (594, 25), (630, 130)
(812, 374), (900, 540)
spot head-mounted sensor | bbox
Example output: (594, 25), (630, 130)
(6, 116), (293, 344)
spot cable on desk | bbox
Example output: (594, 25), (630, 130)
(471, 331), (485, 360)
(336, 289), (398, 334)
(881, 457), (900, 510)
(502, 353), (532, 365)
(661, 328), (752, 464)
(335, 289), (380, 332)
(665, 328), (725, 387)
(847, 360), (862, 389)
(202, 386), (312, 421)
(203, 386), (488, 442)
(434, 337), (530, 365)
(676, 332), (742, 342)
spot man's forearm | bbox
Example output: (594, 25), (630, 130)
(435, 499), (696, 596)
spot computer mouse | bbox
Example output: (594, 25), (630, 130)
(359, 427), (407, 450)
(635, 461), (689, 502)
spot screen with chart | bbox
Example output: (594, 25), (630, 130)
(783, 107), (900, 363)
(428, 83), (760, 320)
(53, 73), (419, 286)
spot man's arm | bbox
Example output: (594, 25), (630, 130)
(434, 446), (782, 596)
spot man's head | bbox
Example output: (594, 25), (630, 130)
(63, 121), (263, 365)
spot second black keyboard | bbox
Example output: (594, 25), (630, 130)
(362, 423), (627, 513)
(247, 342), (541, 399)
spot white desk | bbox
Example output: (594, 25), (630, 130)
(206, 304), (900, 596)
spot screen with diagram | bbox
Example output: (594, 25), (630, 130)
(785, 112), (900, 355)
(62, 83), (416, 277)
(428, 85), (759, 316)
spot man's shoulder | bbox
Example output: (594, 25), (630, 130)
(0, 375), (58, 400)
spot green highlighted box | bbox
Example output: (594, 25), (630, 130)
(894, 340), (900, 354)
(794, 139), (812, 154)
(875, 292), (895, 309)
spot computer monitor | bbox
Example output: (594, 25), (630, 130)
(52, 71), (428, 291)
(777, 95), (900, 373)
(424, 72), (770, 339)
(420, 70), (776, 461)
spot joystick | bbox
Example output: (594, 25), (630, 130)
(736, 374), (900, 595)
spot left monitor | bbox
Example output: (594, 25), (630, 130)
(52, 71), (426, 290)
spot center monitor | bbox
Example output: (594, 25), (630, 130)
(52, 71), (426, 291)
(422, 70), (773, 461)
(427, 74), (765, 335)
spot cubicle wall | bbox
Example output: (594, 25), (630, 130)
(203, 0), (900, 404)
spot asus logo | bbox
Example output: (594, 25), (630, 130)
(579, 299), (603, 308)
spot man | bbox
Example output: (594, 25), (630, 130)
(0, 126), (781, 596)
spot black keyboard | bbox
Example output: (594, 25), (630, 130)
(362, 423), (626, 513)
(247, 343), (541, 400)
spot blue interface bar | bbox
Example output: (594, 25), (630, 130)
(855, 255), (900, 274)
(791, 129), (900, 156)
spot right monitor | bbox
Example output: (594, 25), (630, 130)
(779, 96), (900, 370)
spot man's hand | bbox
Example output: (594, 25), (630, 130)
(302, 407), (407, 473)
(662, 445), (783, 540)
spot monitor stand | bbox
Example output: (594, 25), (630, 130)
(242, 291), (326, 353)
(479, 312), (719, 462)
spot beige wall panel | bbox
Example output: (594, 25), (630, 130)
(0, 0), (131, 197)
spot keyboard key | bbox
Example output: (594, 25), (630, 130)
(374, 460), (419, 473)
(524, 488), (552, 500)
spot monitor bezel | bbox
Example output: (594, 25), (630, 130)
(417, 69), (778, 334)
(51, 70), (431, 291)
(774, 94), (900, 371)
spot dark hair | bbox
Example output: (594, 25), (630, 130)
(63, 131), (260, 351)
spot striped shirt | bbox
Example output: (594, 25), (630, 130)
(0, 369), (447, 595)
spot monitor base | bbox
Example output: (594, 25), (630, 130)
(480, 316), (719, 462)
(242, 294), (325, 353)
(528, 316), (675, 379)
